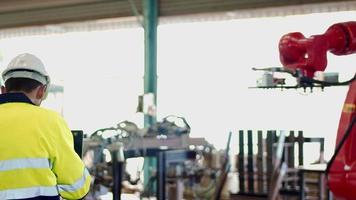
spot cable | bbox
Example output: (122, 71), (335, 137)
(326, 113), (356, 175)
(303, 73), (356, 87)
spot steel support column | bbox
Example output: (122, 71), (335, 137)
(143, 0), (157, 127)
(143, 0), (158, 196)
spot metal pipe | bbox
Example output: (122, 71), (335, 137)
(112, 143), (125, 200)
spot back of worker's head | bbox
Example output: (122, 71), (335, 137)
(1, 53), (50, 105)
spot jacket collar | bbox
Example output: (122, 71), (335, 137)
(0, 93), (35, 105)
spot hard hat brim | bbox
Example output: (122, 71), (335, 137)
(3, 70), (49, 85)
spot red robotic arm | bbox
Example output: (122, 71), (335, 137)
(279, 22), (356, 200)
(279, 22), (356, 77)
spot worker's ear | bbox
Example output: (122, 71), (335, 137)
(36, 85), (47, 100)
(1, 86), (6, 94)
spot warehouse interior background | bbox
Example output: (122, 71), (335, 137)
(1, 8), (354, 158)
(1, 0), (356, 199)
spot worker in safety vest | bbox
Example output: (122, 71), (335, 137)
(0, 53), (91, 199)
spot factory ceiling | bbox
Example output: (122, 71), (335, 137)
(0, 0), (354, 29)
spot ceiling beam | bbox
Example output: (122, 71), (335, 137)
(0, 0), (353, 29)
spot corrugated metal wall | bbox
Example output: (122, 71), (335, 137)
(161, 0), (356, 23)
(0, 0), (354, 29)
(0, 0), (137, 29)
(0, 0), (355, 38)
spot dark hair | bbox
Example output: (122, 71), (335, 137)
(5, 78), (43, 93)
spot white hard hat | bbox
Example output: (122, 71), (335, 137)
(2, 53), (50, 85)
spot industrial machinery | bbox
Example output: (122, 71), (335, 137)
(256, 21), (356, 199)
(81, 116), (216, 199)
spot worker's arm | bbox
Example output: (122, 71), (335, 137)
(51, 114), (91, 200)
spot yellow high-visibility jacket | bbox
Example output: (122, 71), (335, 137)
(0, 93), (91, 200)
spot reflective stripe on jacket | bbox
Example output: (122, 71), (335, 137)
(0, 93), (91, 199)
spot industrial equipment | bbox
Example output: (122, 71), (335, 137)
(81, 116), (215, 200)
(255, 21), (356, 199)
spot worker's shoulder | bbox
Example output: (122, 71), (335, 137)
(30, 105), (64, 121)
